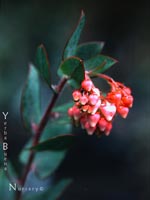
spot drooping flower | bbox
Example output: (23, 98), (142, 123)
(68, 73), (133, 136)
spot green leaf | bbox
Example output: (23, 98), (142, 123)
(20, 139), (66, 178)
(52, 102), (73, 128)
(35, 44), (51, 87)
(21, 64), (41, 132)
(89, 61), (106, 76)
(0, 161), (16, 199)
(45, 179), (72, 200)
(0, 143), (3, 168)
(53, 102), (73, 113)
(41, 118), (72, 141)
(74, 41), (105, 60)
(23, 178), (72, 200)
(36, 151), (66, 178)
(30, 135), (75, 151)
(84, 54), (118, 73)
(20, 117), (72, 178)
(63, 10), (85, 59)
(0, 171), (14, 199)
(58, 57), (85, 88)
(58, 57), (83, 77)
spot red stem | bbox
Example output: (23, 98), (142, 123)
(16, 77), (67, 200)
(94, 73), (118, 91)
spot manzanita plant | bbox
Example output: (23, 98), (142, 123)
(0, 11), (133, 200)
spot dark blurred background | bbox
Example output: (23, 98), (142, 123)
(0, 0), (150, 199)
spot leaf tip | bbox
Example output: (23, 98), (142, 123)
(99, 41), (105, 48)
(38, 43), (44, 49)
(28, 62), (34, 72)
(112, 57), (119, 64)
(29, 61), (35, 67)
(81, 9), (85, 18)
(103, 55), (119, 65)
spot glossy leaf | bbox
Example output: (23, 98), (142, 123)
(30, 135), (75, 151)
(74, 41), (105, 60)
(40, 118), (72, 141)
(58, 57), (85, 88)
(84, 54), (118, 73)
(35, 118), (71, 178)
(35, 151), (66, 178)
(63, 10), (85, 59)
(35, 44), (51, 87)
(20, 140), (66, 178)
(89, 61), (106, 76)
(20, 117), (72, 178)
(21, 64), (41, 132)
(24, 179), (72, 200)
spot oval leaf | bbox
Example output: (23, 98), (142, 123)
(58, 57), (85, 88)
(35, 151), (66, 178)
(74, 41), (105, 60)
(0, 164), (16, 200)
(20, 118), (72, 178)
(21, 64), (41, 132)
(30, 135), (75, 151)
(63, 10), (85, 59)
(35, 44), (51, 87)
(84, 54), (118, 73)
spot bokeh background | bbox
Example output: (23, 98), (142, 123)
(0, 0), (150, 199)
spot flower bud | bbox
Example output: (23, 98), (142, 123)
(122, 95), (133, 108)
(88, 94), (99, 105)
(91, 99), (101, 115)
(82, 105), (89, 112)
(123, 87), (131, 95)
(98, 117), (107, 131)
(81, 80), (93, 92)
(72, 106), (81, 120)
(88, 113), (100, 127)
(72, 90), (81, 101)
(79, 95), (88, 105)
(100, 101), (116, 121)
(117, 106), (129, 118)
(84, 122), (96, 135)
(107, 91), (122, 105)
(92, 87), (100, 96)
(104, 122), (112, 136)
(68, 107), (73, 117)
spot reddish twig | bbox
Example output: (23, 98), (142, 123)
(16, 77), (67, 200)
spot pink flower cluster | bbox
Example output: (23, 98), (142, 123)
(68, 74), (133, 136)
